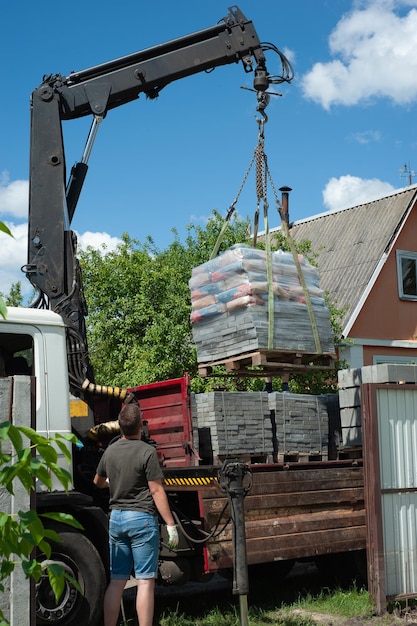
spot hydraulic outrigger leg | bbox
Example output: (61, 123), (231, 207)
(219, 460), (253, 626)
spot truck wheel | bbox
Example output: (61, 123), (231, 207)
(36, 531), (106, 626)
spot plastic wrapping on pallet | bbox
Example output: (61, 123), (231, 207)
(189, 245), (335, 364)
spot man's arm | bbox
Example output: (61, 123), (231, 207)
(93, 473), (109, 488)
(148, 479), (175, 526)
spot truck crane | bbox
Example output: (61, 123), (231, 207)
(23, 5), (292, 400)
(0, 8), (301, 626)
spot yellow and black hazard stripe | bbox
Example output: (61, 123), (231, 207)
(163, 468), (219, 491)
(164, 475), (216, 488)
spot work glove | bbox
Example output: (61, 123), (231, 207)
(166, 525), (179, 550)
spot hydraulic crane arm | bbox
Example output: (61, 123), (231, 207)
(24, 6), (289, 394)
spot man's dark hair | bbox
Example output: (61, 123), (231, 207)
(118, 403), (142, 436)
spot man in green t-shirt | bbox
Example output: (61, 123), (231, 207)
(94, 403), (179, 626)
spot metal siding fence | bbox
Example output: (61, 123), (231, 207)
(377, 388), (417, 596)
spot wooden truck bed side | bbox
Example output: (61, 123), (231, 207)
(201, 461), (365, 570)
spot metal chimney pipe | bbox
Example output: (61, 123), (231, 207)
(279, 186), (292, 227)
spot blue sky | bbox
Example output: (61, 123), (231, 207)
(2, 0), (417, 296)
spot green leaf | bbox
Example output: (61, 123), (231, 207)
(18, 426), (48, 446)
(0, 422), (11, 442)
(36, 443), (58, 464)
(16, 447), (31, 463)
(56, 432), (78, 444)
(46, 563), (65, 601)
(37, 539), (51, 559)
(18, 510), (49, 549)
(30, 464), (52, 490)
(48, 465), (73, 491)
(0, 561), (14, 579)
(0, 222), (12, 237)
(41, 512), (84, 530)
(0, 467), (15, 493)
(17, 467), (35, 492)
(6, 423), (23, 452)
(42, 528), (61, 543)
(53, 438), (72, 462)
(0, 299), (6, 321)
(22, 559), (42, 581)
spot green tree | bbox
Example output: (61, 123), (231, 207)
(78, 212), (253, 387)
(79, 210), (344, 394)
(0, 282), (24, 308)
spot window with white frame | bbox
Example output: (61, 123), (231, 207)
(373, 355), (417, 365)
(396, 250), (417, 300)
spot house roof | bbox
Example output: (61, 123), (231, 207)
(270, 185), (417, 333)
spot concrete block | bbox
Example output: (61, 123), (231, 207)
(338, 387), (361, 409)
(341, 426), (362, 447)
(340, 406), (362, 429)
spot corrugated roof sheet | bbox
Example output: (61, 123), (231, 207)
(270, 187), (417, 331)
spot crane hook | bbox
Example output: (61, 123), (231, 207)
(256, 90), (270, 137)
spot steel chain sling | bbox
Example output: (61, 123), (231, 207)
(210, 98), (322, 354)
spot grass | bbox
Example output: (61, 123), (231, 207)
(292, 584), (375, 618)
(156, 582), (376, 626)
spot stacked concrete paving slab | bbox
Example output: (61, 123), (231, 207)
(191, 391), (272, 464)
(268, 392), (339, 459)
(191, 390), (340, 464)
(338, 364), (417, 448)
(189, 246), (335, 364)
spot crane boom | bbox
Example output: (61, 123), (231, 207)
(24, 6), (280, 393)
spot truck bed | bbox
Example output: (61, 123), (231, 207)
(201, 460), (365, 570)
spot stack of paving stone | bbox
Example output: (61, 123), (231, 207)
(189, 245), (335, 364)
(191, 391), (273, 464)
(191, 390), (340, 464)
(267, 392), (339, 459)
(338, 364), (417, 449)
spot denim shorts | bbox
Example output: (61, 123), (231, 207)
(109, 510), (159, 580)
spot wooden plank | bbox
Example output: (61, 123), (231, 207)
(247, 467), (364, 494)
(207, 525), (367, 569)
(203, 487), (364, 516)
(212, 510), (366, 544)
(201, 466), (364, 502)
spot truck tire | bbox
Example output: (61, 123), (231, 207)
(36, 530), (106, 626)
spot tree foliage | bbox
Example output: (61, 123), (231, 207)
(0, 282), (24, 308)
(0, 422), (82, 625)
(79, 210), (345, 393)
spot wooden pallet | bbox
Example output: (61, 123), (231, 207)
(198, 349), (336, 378)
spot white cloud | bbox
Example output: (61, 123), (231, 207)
(351, 129), (382, 144)
(300, 1), (417, 109)
(0, 171), (28, 219)
(76, 231), (121, 253)
(0, 219), (122, 299)
(0, 222), (28, 296)
(322, 174), (395, 211)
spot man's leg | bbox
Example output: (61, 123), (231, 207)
(135, 578), (155, 626)
(103, 579), (127, 626)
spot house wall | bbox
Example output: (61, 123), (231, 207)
(362, 345), (417, 367)
(349, 204), (417, 344)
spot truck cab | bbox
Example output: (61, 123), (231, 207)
(0, 307), (73, 491)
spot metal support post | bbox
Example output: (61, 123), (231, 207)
(219, 459), (253, 626)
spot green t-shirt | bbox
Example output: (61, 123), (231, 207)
(96, 438), (163, 513)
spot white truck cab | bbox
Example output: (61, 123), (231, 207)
(0, 307), (73, 490)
